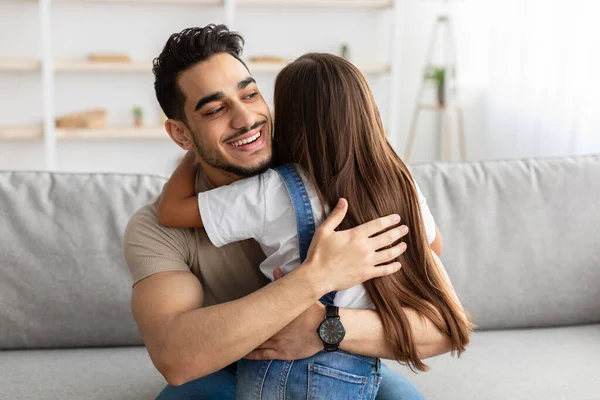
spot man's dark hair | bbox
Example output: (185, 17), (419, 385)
(153, 24), (246, 122)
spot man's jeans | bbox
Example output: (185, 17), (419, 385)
(235, 350), (381, 399)
(156, 360), (425, 400)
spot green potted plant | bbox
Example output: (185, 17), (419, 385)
(424, 65), (454, 107)
(132, 106), (143, 127)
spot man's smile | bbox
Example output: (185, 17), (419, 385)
(225, 125), (267, 153)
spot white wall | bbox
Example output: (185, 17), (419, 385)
(1, 0), (594, 176)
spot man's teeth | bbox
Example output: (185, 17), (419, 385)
(231, 131), (261, 147)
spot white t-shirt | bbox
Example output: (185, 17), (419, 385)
(198, 166), (437, 310)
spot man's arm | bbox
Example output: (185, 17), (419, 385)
(129, 199), (409, 386)
(133, 265), (325, 386)
(247, 226), (456, 362)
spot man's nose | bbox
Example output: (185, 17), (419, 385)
(231, 102), (256, 130)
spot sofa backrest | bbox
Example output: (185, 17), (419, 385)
(2, 155), (599, 350)
(411, 155), (600, 330)
(0, 171), (166, 350)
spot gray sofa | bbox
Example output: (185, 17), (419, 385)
(1, 155), (599, 400)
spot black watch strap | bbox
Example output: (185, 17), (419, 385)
(326, 305), (339, 318)
(324, 343), (339, 352)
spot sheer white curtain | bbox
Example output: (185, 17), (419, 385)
(455, 0), (600, 159)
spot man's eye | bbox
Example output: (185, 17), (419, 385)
(206, 106), (224, 116)
(244, 92), (258, 100)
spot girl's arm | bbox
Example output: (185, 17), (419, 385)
(157, 151), (204, 228)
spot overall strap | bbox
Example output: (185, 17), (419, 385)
(274, 164), (336, 306)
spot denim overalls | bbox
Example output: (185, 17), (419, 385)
(235, 164), (382, 400)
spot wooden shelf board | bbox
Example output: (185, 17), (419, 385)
(356, 62), (391, 74)
(249, 60), (390, 74)
(0, 125), (43, 140)
(42, 0), (390, 6)
(0, 58), (40, 72)
(54, 0), (222, 5)
(0, 58), (390, 75)
(0, 58), (153, 73)
(0, 126), (169, 140)
(56, 126), (168, 139)
(238, 0), (392, 8)
(54, 59), (154, 73)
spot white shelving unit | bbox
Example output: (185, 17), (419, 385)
(56, 126), (167, 139)
(0, 57), (391, 74)
(236, 0), (392, 8)
(53, 0), (223, 4)
(1, 0), (404, 170)
(52, 0), (391, 7)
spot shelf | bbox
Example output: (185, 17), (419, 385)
(52, 0), (392, 6)
(0, 58), (390, 75)
(56, 126), (167, 139)
(0, 58), (153, 73)
(53, 0), (222, 4)
(237, 0), (392, 8)
(353, 62), (390, 75)
(0, 58), (40, 72)
(248, 60), (390, 74)
(0, 126), (168, 140)
(0, 125), (43, 140)
(54, 59), (153, 73)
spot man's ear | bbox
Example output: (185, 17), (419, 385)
(165, 119), (194, 150)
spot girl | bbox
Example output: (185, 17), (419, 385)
(158, 53), (473, 399)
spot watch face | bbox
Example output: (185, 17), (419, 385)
(318, 318), (346, 345)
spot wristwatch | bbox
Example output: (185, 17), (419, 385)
(317, 305), (346, 352)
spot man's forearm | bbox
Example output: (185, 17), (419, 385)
(163, 266), (323, 384)
(339, 306), (451, 360)
(148, 206), (408, 384)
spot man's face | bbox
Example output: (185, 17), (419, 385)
(177, 53), (272, 177)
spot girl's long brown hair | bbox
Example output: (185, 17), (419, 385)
(273, 53), (474, 371)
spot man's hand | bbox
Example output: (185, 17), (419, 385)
(245, 269), (323, 361)
(245, 301), (325, 361)
(301, 198), (409, 294)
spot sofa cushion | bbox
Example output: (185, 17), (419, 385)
(0, 346), (166, 400)
(2, 326), (598, 400)
(411, 155), (600, 330)
(390, 324), (600, 400)
(0, 171), (167, 349)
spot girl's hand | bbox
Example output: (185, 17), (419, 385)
(302, 198), (408, 294)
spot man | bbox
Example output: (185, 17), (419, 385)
(124, 25), (450, 399)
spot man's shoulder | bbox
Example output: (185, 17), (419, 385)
(125, 198), (161, 236)
(124, 198), (193, 253)
(124, 198), (197, 285)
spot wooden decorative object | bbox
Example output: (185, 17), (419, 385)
(55, 109), (107, 129)
(249, 56), (287, 64)
(88, 53), (131, 63)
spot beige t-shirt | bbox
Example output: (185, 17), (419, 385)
(123, 168), (269, 306)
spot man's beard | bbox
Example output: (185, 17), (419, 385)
(190, 125), (272, 178)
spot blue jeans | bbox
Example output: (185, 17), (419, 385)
(235, 350), (380, 400)
(155, 360), (425, 400)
